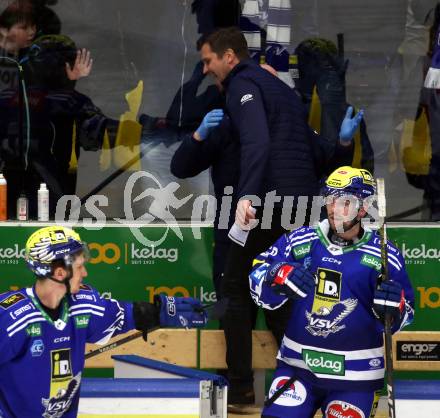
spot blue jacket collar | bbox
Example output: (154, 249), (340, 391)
(222, 59), (258, 89)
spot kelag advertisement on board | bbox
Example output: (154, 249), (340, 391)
(0, 225), (438, 332)
(0, 225), (215, 305)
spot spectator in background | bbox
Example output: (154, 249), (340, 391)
(198, 27), (364, 411)
(0, 0), (96, 219)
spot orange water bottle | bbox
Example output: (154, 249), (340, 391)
(0, 174), (7, 220)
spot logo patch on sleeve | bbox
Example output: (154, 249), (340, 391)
(0, 293), (25, 309)
(240, 94), (253, 105)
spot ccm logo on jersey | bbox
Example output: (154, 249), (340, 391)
(54, 337), (71, 343)
(322, 257), (341, 265)
(240, 94), (253, 105)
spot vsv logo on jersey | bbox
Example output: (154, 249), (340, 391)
(42, 373), (81, 418)
(30, 339), (44, 357)
(305, 299), (358, 338)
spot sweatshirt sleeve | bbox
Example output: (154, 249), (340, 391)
(226, 78), (270, 199)
(170, 130), (221, 178)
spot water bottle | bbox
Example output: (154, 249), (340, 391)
(17, 193), (28, 221)
(0, 174), (7, 221)
(38, 183), (49, 221)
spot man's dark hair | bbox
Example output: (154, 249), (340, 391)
(203, 27), (249, 61)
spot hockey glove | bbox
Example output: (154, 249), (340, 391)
(265, 262), (315, 299)
(339, 106), (364, 144)
(155, 294), (208, 328)
(373, 279), (405, 326)
(195, 109), (224, 140)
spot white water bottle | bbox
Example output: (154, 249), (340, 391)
(37, 183), (49, 221)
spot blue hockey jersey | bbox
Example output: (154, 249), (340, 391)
(249, 220), (414, 391)
(0, 284), (135, 418)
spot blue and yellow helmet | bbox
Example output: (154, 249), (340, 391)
(322, 166), (375, 201)
(25, 226), (86, 277)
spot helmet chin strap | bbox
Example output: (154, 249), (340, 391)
(44, 266), (73, 295)
(329, 211), (364, 246)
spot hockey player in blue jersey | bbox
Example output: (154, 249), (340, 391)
(0, 226), (208, 418)
(249, 166), (414, 418)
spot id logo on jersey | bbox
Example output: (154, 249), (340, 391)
(315, 268), (341, 301)
(51, 349), (72, 380)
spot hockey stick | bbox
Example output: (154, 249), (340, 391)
(85, 298), (228, 360)
(376, 178), (397, 418)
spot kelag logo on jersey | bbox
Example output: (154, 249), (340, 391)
(302, 349), (345, 376)
(26, 323), (42, 337)
(74, 315), (90, 329)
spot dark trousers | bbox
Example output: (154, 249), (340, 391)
(221, 209), (293, 394)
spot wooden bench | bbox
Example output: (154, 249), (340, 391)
(85, 330), (439, 418)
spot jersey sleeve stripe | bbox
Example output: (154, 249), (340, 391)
(6, 311), (43, 332)
(69, 304), (105, 311)
(8, 317), (45, 337)
(69, 309), (104, 317)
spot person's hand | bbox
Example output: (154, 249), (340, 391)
(66, 48), (93, 81)
(194, 109), (224, 141)
(235, 199), (256, 230)
(373, 279), (404, 325)
(265, 262), (316, 299)
(155, 294), (208, 328)
(339, 106), (364, 144)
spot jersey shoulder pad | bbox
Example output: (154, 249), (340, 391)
(70, 284), (100, 305)
(358, 233), (404, 272)
(285, 226), (318, 258)
(0, 289), (42, 337)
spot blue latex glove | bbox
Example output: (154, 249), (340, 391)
(155, 294), (208, 328)
(339, 106), (364, 144)
(265, 262), (316, 299)
(373, 279), (404, 326)
(195, 109), (224, 140)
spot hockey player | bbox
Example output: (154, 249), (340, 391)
(249, 166), (414, 418)
(0, 226), (208, 418)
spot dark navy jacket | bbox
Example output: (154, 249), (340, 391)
(222, 59), (319, 201)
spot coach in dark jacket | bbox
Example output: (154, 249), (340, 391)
(197, 27), (362, 410)
(197, 27), (362, 409)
